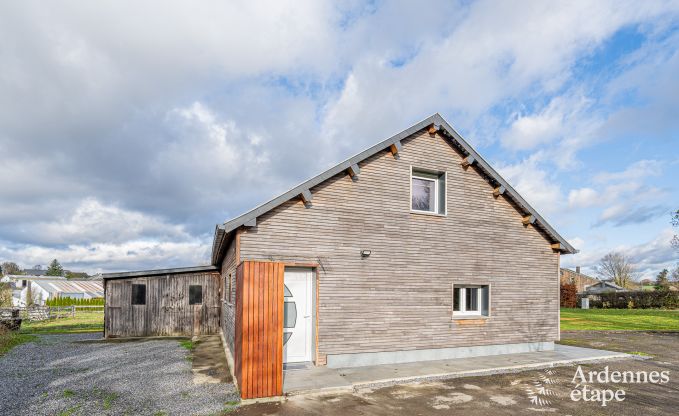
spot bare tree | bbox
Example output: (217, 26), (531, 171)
(594, 252), (637, 288)
(1, 261), (22, 276)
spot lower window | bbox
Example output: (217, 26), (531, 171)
(452, 284), (489, 317)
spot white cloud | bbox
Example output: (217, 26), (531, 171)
(495, 154), (564, 217)
(568, 188), (601, 209)
(563, 228), (678, 280)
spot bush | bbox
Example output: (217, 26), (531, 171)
(45, 297), (104, 307)
(578, 290), (679, 309)
(560, 283), (577, 308)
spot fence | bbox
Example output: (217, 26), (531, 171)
(0, 306), (75, 322)
(74, 305), (104, 313)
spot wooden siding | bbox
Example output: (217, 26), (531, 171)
(234, 261), (284, 399)
(221, 233), (239, 352)
(238, 129), (560, 357)
(105, 271), (220, 337)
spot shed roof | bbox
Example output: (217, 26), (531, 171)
(31, 279), (104, 297)
(212, 113), (577, 264)
(102, 265), (218, 280)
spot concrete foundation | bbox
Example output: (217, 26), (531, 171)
(326, 341), (554, 368)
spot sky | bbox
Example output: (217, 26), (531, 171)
(0, 0), (677, 279)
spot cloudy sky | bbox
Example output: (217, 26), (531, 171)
(0, 1), (677, 278)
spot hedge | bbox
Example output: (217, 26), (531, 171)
(45, 297), (104, 307)
(578, 290), (679, 309)
(560, 283), (577, 308)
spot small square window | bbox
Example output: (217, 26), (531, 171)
(189, 285), (203, 305)
(411, 169), (446, 214)
(452, 284), (489, 318)
(131, 284), (146, 305)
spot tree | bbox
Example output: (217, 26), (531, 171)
(594, 252), (637, 288)
(65, 271), (89, 280)
(656, 269), (669, 290)
(46, 259), (64, 276)
(0, 282), (12, 307)
(1, 261), (22, 276)
(672, 265), (679, 283)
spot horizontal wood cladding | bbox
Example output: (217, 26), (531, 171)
(105, 271), (220, 337)
(238, 129), (560, 356)
(235, 261), (284, 399)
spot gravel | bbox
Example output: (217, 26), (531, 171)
(0, 333), (239, 415)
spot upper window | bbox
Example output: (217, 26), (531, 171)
(131, 284), (146, 305)
(189, 285), (203, 305)
(411, 169), (446, 214)
(452, 284), (489, 317)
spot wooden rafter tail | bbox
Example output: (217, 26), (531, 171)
(493, 186), (506, 197)
(347, 163), (360, 180)
(551, 243), (562, 251)
(300, 189), (313, 207)
(389, 140), (402, 158)
(427, 124), (439, 135)
(522, 215), (536, 225)
(461, 155), (476, 168)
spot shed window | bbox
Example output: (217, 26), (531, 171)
(189, 285), (203, 305)
(131, 284), (146, 305)
(452, 284), (489, 317)
(411, 169), (446, 214)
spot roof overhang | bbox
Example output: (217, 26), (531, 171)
(102, 265), (218, 280)
(211, 113), (577, 264)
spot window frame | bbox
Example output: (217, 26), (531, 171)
(410, 167), (447, 216)
(189, 284), (203, 305)
(452, 283), (491, 319)
(131, 283), (146, 305)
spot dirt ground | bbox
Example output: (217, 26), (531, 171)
(234, 331), (679, 416)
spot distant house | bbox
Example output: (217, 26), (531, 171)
(1, 275), (103, 306)
(584, 281), (627, 294)
(560, 267), (599, 293)
(26, 280), (104, 305)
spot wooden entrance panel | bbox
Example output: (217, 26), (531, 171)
(235, 261), (284, 399)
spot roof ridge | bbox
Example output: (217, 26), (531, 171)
(211, 113), (576, 264)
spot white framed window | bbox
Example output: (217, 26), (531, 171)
(411, 168), (446, 214)
(452, 284), (490, 318)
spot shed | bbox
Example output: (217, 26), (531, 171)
(102, 266), (220, 338)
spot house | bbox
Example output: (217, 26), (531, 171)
(103, 114), (576, 399)
(3, 275), (103, 306)
(584, 280), (627, 294)
(560, 267), (599, 293)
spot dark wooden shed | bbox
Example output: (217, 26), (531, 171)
(103, 266), (221, 338)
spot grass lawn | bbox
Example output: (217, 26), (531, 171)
(561, 308), (679, 331)
(20, 311), (104, 335)
(0, 330), (38, 357)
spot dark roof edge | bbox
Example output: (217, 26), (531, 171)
(211, 113), (576, 263)
(436, 116), (576, 254)
(102, 265), (218, 280)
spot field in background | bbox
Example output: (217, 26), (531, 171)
(561, 308), (679, 330)
(20, 311), (104, 335)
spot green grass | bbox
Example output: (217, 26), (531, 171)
(0, 331), (38, 356)
(560, 308), (679, 331)
(20, 311), (104, 334)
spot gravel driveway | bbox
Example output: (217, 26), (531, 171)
(0, 333), (238, 416)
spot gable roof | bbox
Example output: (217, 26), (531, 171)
(585, 281), (625, 291)
(212, 113), (577, 263)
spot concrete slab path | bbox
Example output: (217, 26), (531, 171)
(283, 344), (631, 395)
(192, 335), (232, 384)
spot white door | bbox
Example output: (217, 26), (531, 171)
(283, 268), (313, 363)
